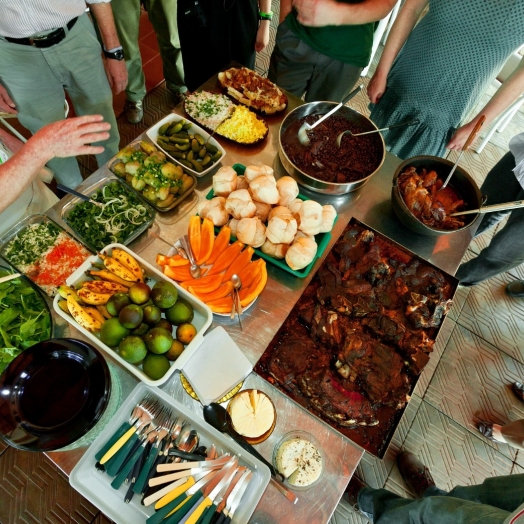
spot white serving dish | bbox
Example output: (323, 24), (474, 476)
(52, 243), (212, 387)
(70, 383), (270, 524)
(146, 113), (226, 177)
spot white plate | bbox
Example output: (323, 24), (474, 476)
(146, 114), (226, 177)
(52, 243), (213, 387)
(69, 383), (270, 524)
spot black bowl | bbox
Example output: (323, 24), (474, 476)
(391, 155), (483, 237)
(0, 338), (110, 451)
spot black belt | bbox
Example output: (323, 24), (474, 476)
(5, 17), (78, 48)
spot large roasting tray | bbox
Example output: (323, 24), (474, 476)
(255, 218), (459, 458)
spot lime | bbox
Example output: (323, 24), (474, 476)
(142, 353), (171, 380)
(176, 323), (197, 345)
(143, 327), (173, 354)
(118, 336), (147, 364)
(166, 299), (194, 325)
(119, 304), (144, 329)
(128, 282), (151, 305)
(166, 340), (185, 361)
(143, 304), (162, 326)
(100, 317), (130, 347)
(151, 281), (178, 309)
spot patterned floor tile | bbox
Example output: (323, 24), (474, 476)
(355, 395), (422, 489)
(458, 272), (524, 364)
(90, 514), (114, 524)
(448, 285), (471, 321)
(329, 497), (371, 524)
(512, 462), (524, 474)
(384, 463), (416, 499)
(425, 323), (524, 462)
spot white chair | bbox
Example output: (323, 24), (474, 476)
(361, 0), (401, 77)
(476, 51), (524, 154)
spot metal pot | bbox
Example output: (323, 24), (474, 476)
(391, 155), (483, 236)
(278, 102), (385, 195)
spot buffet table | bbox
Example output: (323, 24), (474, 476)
(43, 76), (477, 523)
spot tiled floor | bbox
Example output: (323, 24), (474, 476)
(2, 3), (524, 524)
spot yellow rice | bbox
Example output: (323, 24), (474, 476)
(216, 106), (267, 144)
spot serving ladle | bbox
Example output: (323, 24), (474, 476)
(297, 84), (364, 146)
(336, 118), (419, 148)
(180, 235), (201, 279)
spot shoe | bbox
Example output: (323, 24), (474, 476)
(344, 476), (372, 520)
(477, 421), (495, 441)
(397, 451), (436, 498)
(506, 281), (524, 298)
(166, 84), (187, 106)
(513, 382), (524, 403)
(124, 99), (143, 124)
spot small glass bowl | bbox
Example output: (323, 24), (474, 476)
(272, 430), (324, 490)
(226, 389), (277, 444)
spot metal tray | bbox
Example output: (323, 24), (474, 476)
(107, 141), (197, 213)
(0, 214), (92, 297)
(146, 113), (227, 177)
(61, 176), (155, 252)
(52, 243), (213, 387)
(255, 218), (459, 458)
(70, 383), (271, 524)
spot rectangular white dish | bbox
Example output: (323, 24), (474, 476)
(146, 113), (226, 177)
(52, 242), (213, 386)
(69, 383), (270, 524)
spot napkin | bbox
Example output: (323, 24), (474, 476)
(181, 326), (252, 405)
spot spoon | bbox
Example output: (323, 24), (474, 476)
(231, 274), (242, 330)
(57, 183), (104, 208)
(148, 231), (188, 259)
(203, 403), (298, 504)
(297, 84), (363, 146)
(449, 198), (524, 217)
(336, 118), (419, 148)
(180, 235), (201, 279)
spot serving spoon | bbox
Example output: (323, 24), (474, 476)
(57, 183), (104, 208)
(336, 118), (419, 148)
(180, 235), (201, 279)
(297, 84), (364, 146)
(231, 274), (242, 330)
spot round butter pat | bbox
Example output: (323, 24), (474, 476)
(276, 437), (322, 487)
(229, 389), (275, 438)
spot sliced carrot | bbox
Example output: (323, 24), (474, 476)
(156, 254), (170, 266)
(163, 264), (192, 282)
(222, 247), (254, 283)
(239, 262), (267, 306)
(206, 226), (231, 265)
(207, 241), (244, 276)
(179, 273), (224, 290)
(185, 274), (222, 294)
(191, 281), (233, 302)
(196, 218), (215, 265)
(168, 257), (189, 267)
(188, 215), (201, 262)
(207, 295), (234, 314)
(238, 258), (265, 288)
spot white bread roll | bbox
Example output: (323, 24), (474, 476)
(288, 198), (303, 216)
(228, 217), (240, 238)
(244, 164), (274, 183)
(213, 166), (237, 197)
(320, 204), (337, 233)
(294, 230), (314, 242)
(199, 197), (229, 226)
(236, 217), (266, 247)
(225, 189), (257, 219)
(298, 200), (323, 236)
(266, 213), (297, 244)
(236, 176), (249, 190)
(250, 175), (279, 204)
(276, 176), (299, 207)
(261, 239), (289, 259)
(285, 237), (318, 270)
(268, 205), (292, 222)
(254, 201), (272, 223)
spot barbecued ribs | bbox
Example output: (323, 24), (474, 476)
(257, 224), (455, 439)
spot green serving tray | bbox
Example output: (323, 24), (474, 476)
(205, 164), (337, 278)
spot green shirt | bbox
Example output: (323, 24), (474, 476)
(285, 10), (375, 67)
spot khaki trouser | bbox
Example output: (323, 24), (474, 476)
(0, 13), (120, 187)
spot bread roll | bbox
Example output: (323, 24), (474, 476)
(236, 217), (266, 247)
(266, 213), (297, 244)
(261, 239), (289, 259)
(298, 200), (323, 236)
(294, 230), (313, 242)
(236, 176), (249, 190)
(199, 197), (229, 226)
(320, 204), (337, 233)
(288, 198), (303, 216)
(276, 176), (299, 207)
(244, 164), (274, 183)
(250, 175), (279, 204)
(285, 237), (318, 270)
(268, 205), (292, 221)
(228, 217), (240, 238)
(254, 201), (272, 223)
(213, 166), (237, 197)
(225, 189), (257, 219)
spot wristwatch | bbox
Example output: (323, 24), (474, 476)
(258, 10), (273, 20)
(103, 46), (124, 61)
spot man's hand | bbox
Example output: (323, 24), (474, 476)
(104, 59), (128, 94)
(33, 115), (111, 159)
(255, 23), (270, 52)
(0, 83), (17, 114)
(367, 70), (388, 104)
(293, 0), (341, 26)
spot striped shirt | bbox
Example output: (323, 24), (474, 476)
(0, 0), (110, 38)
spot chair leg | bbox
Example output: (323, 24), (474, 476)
(361, 14), (391, 77)
(498, 100), (524, 132)
(383, 0), (401, 45)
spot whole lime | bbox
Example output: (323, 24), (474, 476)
(143, 326), (173, 354)
(166, 339), (185, 361)
(176, 323), (197, 345)
(151, 281), (178, 309)
(100, 317), (130, 347)
(118, 336), (147, 364)
(128, 282), (151, 305)
(119, 304), (144, 329)
(143, 304), (162, 326)
(106, 293), (131, 317)
(131, 322), (149, 336)
(166, 299), (194, 325)
(142, 353), (171, 380)
(155, 318), (173, 332)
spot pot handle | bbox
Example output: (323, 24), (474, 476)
(481, 194), (488, 205)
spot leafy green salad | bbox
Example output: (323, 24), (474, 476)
(64, 180), (154, 251)
(0, 270), (52, 373)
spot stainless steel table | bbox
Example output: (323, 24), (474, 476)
(44, 76), (476, 523)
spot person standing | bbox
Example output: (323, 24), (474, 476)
(268, 0), (396, 102)
(0, 0), (126, 188)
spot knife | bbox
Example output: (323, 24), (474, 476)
(149, 460), (228, 488)
(154, 470), (217, 510)
(216, 471), (252, 524)
(157, 456), (231, 473)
